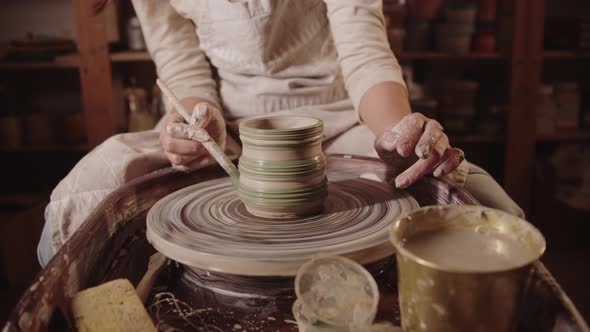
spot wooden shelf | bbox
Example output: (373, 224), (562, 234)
(543, 51), (590, 59)
(556, 193), (590, 212)
(397, 52), (507, 61)
(537, 129), (590, 142)
(0, 192), (48, 208)
(0, 145), (88, 153)
(0, 54), (80, 70)
(110, 51), (152, 62)
(449, 135), (504, 143)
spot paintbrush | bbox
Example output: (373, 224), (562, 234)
(156, 79), (193, 124)
(157, 79), (240, 186)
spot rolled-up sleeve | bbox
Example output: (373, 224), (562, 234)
(132, 0), (220, 110)
(323, 0), (406, 112)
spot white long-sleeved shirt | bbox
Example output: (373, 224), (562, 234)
(132, 0), (405, 131)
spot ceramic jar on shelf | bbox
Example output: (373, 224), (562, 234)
(477, 104), (508, 136)
(0, 115), (22, 147)
(536, 85), (558, 135)
(406, 20), (432, 51)
(437, 79), (479, 133)
(238, 116), (327, 219)
(435, 23), (475, 54)
(477, 0), (497, 21)
(554, 82), (581, 129)
(407, 0), (443, 20)
(435, 1), (479, 54)
(445, 1), (478, 23)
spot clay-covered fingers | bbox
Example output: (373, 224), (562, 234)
(375, 113), (426, 157)
(164, 123), (208, 152)
(172, 155), (215, 173)
(394, 134), (449, 188)
(391, 114), (427, 157)
(160, 108), (210, 167)
(415, 119), (444, 159)
(190, 103), (212, 128)
(166, 152), (200, 167)
(374, 129), (400, 154)
(433, 147), (465, 178)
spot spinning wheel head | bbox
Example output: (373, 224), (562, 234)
(147, 177), (419, 277)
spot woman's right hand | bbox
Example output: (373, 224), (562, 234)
(159, 101), (227, 171)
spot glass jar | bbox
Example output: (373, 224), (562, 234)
(554, 82), (580, 129)
(127, 16), (146, 51)
(536, 85), (557, 135)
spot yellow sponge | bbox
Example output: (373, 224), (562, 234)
(71, 279), (156, 332)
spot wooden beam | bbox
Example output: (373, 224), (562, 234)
(111, 70), (127, 133)
(504, 0), (544, 214)
(72, 0), (116, 147)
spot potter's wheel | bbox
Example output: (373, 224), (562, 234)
(147, 177), (419, 276)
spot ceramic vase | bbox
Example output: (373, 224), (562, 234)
(238, 116), (327, 219)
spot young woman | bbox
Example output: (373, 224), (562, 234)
(38, 0), (523, 265)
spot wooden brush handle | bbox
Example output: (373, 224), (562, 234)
(136, 252), (168, 303)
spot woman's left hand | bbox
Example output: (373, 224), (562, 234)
(374, 113), (465, 189)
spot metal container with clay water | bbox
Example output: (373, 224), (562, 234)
(238, 116), (327, 218)
(390, 205), (546, 332)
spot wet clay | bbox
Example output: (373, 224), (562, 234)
(403, 227), (537, 271)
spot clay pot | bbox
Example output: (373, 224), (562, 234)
(411, 98), (439, 120)
(407, 0), (444, 19)
(238, 116), (327, 219)
(406, 20), (432, 51)
(439, 79), (479, 108)
(474, 31), (496, 52)
(383, 3), (407, 29)
(0, 115), (23, 147)
(55, 111), (87, 145)
(435, 23), (475, 53)
(477, 0), (497, 20)
(445, 2), (478, 23)
(23, 113), (56, 146)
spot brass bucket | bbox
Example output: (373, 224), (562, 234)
(390, 205), (546, 332)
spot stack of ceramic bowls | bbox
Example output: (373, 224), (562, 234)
(435, 1), (478, 54)
(238, 116), (327, 219)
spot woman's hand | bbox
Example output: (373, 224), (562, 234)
(159, 101), (226, 171)
(374, 113), (464, 188)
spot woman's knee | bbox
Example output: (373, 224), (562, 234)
(464, 164), (525, 219)
(37, 211), (55, 267)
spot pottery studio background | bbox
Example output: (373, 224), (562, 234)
(1, 0), (590, 324)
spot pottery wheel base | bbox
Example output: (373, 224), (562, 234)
(147, 177), (419, 277)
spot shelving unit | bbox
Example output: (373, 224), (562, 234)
(0, 54), (80, 70)
(4, 0), (587, 214)
(449, 135), (504, 143)
(543, 51), (590, 59)
(537, 130), (590, 142)
(0, 145), (89, 153)
(110, 51), (152, 62)
(397, 51), (507, 61)
(0, 62), (76, 70)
